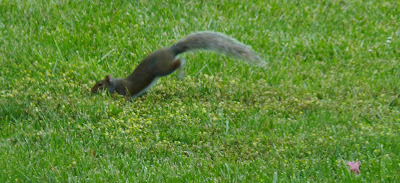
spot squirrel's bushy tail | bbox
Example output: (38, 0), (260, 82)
(170, 31), (266, 67)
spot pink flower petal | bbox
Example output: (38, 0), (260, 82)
(347, 161), (361, 175)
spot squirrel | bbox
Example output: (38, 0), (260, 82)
(91, 31), (266, 98)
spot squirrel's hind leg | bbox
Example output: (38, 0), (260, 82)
(177, 58), (186, 79)
(156, 58), (185, 77)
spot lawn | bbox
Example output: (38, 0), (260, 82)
(1, 0), (400, 182)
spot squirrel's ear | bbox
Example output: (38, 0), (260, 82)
(105, 75), (113, 83)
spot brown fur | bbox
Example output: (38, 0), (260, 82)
(91, 31), (265, 98)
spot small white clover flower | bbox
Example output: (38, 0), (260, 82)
(386, 37), (392, 43)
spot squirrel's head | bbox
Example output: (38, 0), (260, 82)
(91, 75), (114, 94)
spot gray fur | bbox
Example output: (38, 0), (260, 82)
(171, 31), (266, 67)
(131, 77), (159, 98)
(107, 77), (122, 94)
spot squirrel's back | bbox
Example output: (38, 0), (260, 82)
(170, 31), (266, 67)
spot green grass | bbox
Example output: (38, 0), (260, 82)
(1, 0), (400, 182)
